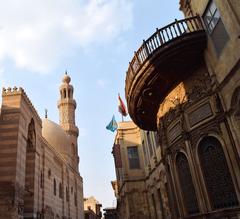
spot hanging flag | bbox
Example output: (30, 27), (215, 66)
(118, 94), (128, 117)
(106, 115), (118, 132)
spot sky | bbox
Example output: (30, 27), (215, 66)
(0, 0), (183, 209)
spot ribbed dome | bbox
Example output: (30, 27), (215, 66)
(42, 118), (71, 157)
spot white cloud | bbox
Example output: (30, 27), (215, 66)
(0, 0), (133, 74)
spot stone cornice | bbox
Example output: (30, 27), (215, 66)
(2, 87), (42, 124)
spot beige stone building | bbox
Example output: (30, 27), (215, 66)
(112, 122), (169, 219)
(112, 122), (151, 219)
(0, 73), (84, 218)
(83, 196), (102, 219)
(121, 0), (240, 218)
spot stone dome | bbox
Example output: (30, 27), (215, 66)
(62, 72), (71, 84)
(42, 118), (71, 157)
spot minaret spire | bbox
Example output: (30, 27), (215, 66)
(58, 71), (79, 169)
(58, 72), (77, 132)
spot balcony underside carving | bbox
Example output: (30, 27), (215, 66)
(126, 30), (207, 130)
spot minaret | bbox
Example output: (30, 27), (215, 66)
(58, 71), (79, 169)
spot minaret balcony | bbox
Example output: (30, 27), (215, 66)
(125, 16), (207, 131)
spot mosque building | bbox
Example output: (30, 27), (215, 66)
(0, 73), (84, 219)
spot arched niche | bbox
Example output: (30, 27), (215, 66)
(27, 119), (36, 149)
(198, 136), (239, 209)
(176, 152), (199, 215)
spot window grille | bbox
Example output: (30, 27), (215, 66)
(176, 153), (199, 215)
(199, 137), (239, 209)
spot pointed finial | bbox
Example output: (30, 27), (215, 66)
(45, 109), (48, 118)
(62, 71), (71, 84)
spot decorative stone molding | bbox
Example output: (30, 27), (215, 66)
(187, 101), (213, 128)
(189, 121), (223, 149)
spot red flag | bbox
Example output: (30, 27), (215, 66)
(118, 94), (128, 117)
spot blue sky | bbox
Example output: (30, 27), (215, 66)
(0, 0), (183, 209)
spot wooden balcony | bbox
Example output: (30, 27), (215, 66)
(125, 16), (207, 131)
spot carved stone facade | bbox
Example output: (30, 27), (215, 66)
(0, 74), (84, 219)
(124, 0), (240, 219)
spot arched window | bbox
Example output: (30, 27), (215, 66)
(59, 183), (63, 199)
(27, 119), (36, 148)
(68, 89), (70, 98)
(40, 171), (43, 188)
(74, 192), (77, 206)
(53, 178), (56, 196)
(176, 153), (199, 215)
(63, 89), (66, 98)
(66, 187), (69, 202)
(198, 136), (239, 209)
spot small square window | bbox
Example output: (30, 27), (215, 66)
(127, 146), (140, 169)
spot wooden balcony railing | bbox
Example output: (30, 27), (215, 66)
(126, 16), (204, 93)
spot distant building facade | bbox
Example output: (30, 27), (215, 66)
(0, 73), (84, 218)
(114, 0), (240, 219)
(84, 196), (102, 219)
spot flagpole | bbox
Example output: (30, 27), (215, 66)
(122, 115), (124, 122)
